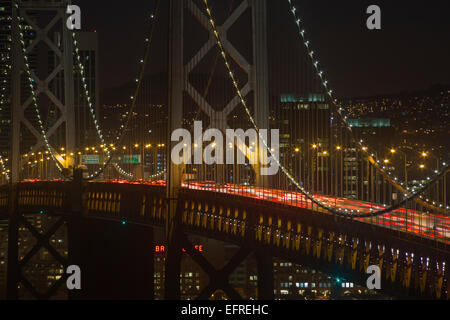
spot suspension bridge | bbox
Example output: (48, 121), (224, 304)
(0, 0), (449, 300)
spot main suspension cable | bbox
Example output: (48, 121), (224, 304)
(202, 0), (447, 218)
(285, 0), (449, 213)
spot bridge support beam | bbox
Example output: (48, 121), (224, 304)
(164, 219), (183, 300)
(165, 0), (184, 300)
(182, 234), (249, 300)
(6, 185), (18, 300)
(67, 169), (83, 300)
(251, 0), (270, 188)
(68, 169), (155, 299)
(256, 250), (274, 300)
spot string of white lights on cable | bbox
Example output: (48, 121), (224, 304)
(15, 2), (65, 176)
(145, 169), (166, 180)
(72, 0), (162, 180)
(202, 0), (447, 218)
(286, 0), (449, 211)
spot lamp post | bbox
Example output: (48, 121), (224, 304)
(389, 148), (408, 194)
(321, 150), (328, 195)
(445, 169), (448, 214)
(334, 145), (343, 208)
(388, 148), (410, 230)
(312, 144), (318, 201)
(421, 151), (440, 203)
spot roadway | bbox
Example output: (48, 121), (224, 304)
(183, 181), (450, 244)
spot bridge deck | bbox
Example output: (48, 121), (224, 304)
(0, 180), (448, 245)
(185, 182), (450, 245)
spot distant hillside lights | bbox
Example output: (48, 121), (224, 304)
(171, 121), (280, 176)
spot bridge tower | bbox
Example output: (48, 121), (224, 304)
(10, 0), (76, 183)
(7, 0), (76, 300)
(166, 0), (271, 300)
(168, 0), (270, 185)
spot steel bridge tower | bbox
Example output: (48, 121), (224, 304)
(10, 0), (76, 183)
(7, 0), (76, 300)
(166, 0), (271, 299)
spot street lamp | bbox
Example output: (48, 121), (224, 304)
(421, 151), (440, 171)
(421, 150), (442, 206)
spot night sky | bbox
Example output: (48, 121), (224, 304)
(74, 0), (450, 98)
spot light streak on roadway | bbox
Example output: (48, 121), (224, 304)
(184, 182), (450, 244)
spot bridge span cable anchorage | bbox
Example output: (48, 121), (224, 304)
(202, 0), (448, 218)
(73, 0), (162, 180)
(15, 1), (66, 177)
(286, 0), (449, 212)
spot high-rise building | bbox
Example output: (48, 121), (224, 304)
(273, 93), (332, 194)
(153, 243), (209, 300)
(347, 118), (394, 202)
